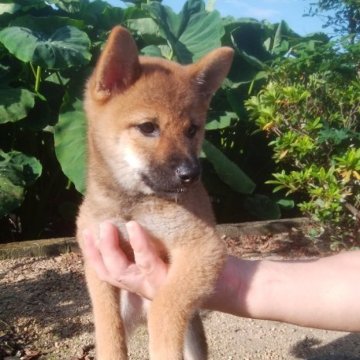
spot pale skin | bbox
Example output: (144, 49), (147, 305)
(82, 221), (360, 333)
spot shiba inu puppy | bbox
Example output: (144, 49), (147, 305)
(77, 26), (234, 360)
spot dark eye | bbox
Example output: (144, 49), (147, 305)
(186, 124), (199, 138)
(136, 122), (159, 137)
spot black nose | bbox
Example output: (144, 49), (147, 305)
(175, 159), (201, 185)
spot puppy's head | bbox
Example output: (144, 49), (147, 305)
(85, 26), (233, 197)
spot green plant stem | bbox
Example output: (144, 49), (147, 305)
(166, 42), (174, 60)
(66, 179), (72, 190)
(35, 66), (41, 93)
(55, 71), (64, 86)
(30, 63), (37, 78)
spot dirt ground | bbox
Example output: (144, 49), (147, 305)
(1, 231), (360, 360)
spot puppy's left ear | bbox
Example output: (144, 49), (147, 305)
(90, 26), (140, 102)
(191, 47), (234, 99)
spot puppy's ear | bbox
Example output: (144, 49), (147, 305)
(91, 26), (140, 101)
(191, 47), (234, 100)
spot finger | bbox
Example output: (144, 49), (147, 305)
(126, 221), (168, 292)
(126, 221), (157, 273)
(83, 227), (138, 290)
(82, 229), (111, 281)
(98, 221), (131, 277)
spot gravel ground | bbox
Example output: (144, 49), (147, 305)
(1, 247), (360, 359)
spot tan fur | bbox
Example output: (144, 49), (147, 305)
(77, 26), (234, 360)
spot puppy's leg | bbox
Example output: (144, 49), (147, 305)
(147, 242), (225, 360)
(121, 290), (148, 339)
(85, 264), (128, 360)
(184, 312), (207, 360)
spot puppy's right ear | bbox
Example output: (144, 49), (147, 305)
(90, 26), (140, 101)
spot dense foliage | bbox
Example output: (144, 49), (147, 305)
(246, 38), (360, 247)
(0, 0), (357, 246)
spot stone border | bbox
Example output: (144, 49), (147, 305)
(0, 217), (308, 260)
(0, 237), (79, 260)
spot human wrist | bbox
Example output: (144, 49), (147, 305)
(242, 259), (281, 320)
(204, 256), (260, 316)
(204, 256), (286, 320)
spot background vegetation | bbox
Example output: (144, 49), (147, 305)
(0, 0), (358, 248)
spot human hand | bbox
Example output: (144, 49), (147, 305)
(82, 221), (243, 312)
(82, 220), (246, 315)
(82, 221), (168, 300)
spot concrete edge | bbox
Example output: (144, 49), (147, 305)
(0, 217), (309, 260)
(217, 217), (309, 238)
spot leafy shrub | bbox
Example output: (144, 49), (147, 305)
(246, 40), (360, 247)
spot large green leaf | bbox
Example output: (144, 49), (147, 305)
(0, 25), (91, 69)
(10, 15), (86, 32)
(144, 0), (224, 64)
(0, 87), (35, 124)
(54, 97), (86, 194)
(0, 150), (42, 217)
(202, 139), (255, 194)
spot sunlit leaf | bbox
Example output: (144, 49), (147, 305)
(54, 97), (86, 194)
(0, 150), (42, 217)
(0, 87), (35, 124)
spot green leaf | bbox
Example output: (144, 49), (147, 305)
(46, 0), (81, 13)
(205, 111), (237, 130)
(127, 17), (163, 43)
(0, 0), (48, 14)
(0, 26), (91, 69)
(273, 22), (282, 50)
(98, 5), (125, 29)
(0, 87), (35, 124)
(144, 0), (224, 64)
(202, 139), (255, 194)
(54, 97), (86, 194)
(277, 198), (295, 209)
(263, 20), (300, 55)
(0, 3), (21, 15)
(0, 150), (42, 217)
(141, 45), (165, 58)
(230, 22), (271, 69)
(318, 127), (352, 145)
(206, 0), (216, 12)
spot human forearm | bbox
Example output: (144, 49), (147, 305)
(207, 252), (360, 332)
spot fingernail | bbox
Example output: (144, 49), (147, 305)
(125, 221), (135, 233)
